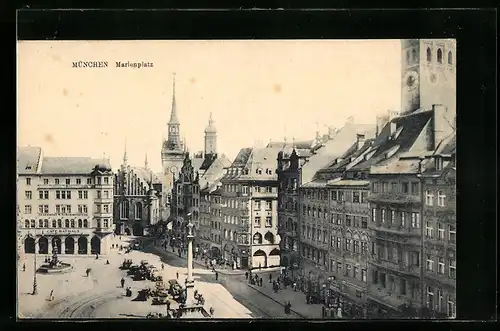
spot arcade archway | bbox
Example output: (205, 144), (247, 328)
(133, 223), (144, 236)
(253, 249), (267, 268)
(24, 237), (35, 254)
(91, 236), (101, 255)
(65, 237), (75, 254)
(38, 237), (48, 254)
(78, 237), (88, 254)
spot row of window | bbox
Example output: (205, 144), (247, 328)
(301, 189), (369, 204)
(223, 184), (275, 195)
(24, 190), (110, 200)
(405, 47), (454, 66)
(425, 190), (447, 207)
(31, 204), (111, 215)
(279, 178), (298, 191)
(426, 255), (456, 278)
(253, 216), (273, 228)
(330, 260), (368, 283)
(425, 221), (456, 242)
(24, 177), (111, 186)
(22, 218), (110, 228)
(372, 208), (421, 228)
(372, 181), (420, 195)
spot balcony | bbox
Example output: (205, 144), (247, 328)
(370, 226), (421, 241)
(38, 212), (88, 217)
(251, 191), (276, 199)
(94, 197), (114, 204)
(37, 184), (94, 189)
(371, 259), (420, 278)
(367, 193), (421, 205)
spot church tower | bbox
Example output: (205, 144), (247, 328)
(161, 73), (185, 221)
(400, 39), (456, 145)
(204, 112), (217, 157)
(400, 39), (456, 114)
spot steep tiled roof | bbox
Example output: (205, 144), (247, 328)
(199, 154), (232, 188)
(17, 146), (42, 174)
(41, 157), (112, 174)
(267, 140), (313, 150)
(224, 146), (281, 181)
(351, 110), (433, 172)
(130, 167), (162, 185)
(301, 122), (376, 184)
(440, 134), (456, 155)
(232, 148), (253, 167)
(317, 139), (374, 176)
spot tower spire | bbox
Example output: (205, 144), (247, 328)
(169, 72), (179, 124)
(123, 137), (128, 165)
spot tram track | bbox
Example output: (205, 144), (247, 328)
(58, 291), (120, 318)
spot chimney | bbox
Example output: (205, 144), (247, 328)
(432, 104), (453, 149)
(356, 134), (366, 150)
(328, 127), (336, 139)
(376, 115), (389, 137)
(390, 121), (397, 136)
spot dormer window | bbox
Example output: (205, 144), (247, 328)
(256, 168), (262, 175)
(436, 157), (444, 171)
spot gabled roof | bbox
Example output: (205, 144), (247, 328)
(300, 122), (376, 184)
(41, 157), (112, 174)
(199, 154), (232, 188)
(17, 146), (42, 174)
(316, 139), (374, 176)
(232, 148), (253, 167)
(224, 146), (282, 181)
(351, 110), (433, 172)
(130, 167), (162, 185)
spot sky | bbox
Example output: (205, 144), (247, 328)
(17, 40), (401, 173)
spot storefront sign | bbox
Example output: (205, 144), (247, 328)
(39, 229), (84, 236)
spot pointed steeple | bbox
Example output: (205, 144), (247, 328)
(169, 73), (179, 125)
(123, 137), (128, 165)
(144, 153), (148, 169)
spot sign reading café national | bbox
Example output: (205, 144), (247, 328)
(38, 229), (85, 236)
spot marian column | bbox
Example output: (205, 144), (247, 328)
(185, 219), (195, 304)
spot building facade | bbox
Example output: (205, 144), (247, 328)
(113, 150), (161, 236)
(276, 143), (312, 277)
(420, 136), (456, 318)
(18, 147), (115, 257)
(171, 153), (200, 247)
(220, 146), (283, 270)
(365, 39), (456, 318)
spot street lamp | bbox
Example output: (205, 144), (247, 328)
(29, 230), (38, 296)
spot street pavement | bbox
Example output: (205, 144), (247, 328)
(18, 235), (302, 319)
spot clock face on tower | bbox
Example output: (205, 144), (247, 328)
(170, 166), (178, 174)
(404, 70), (419, 91)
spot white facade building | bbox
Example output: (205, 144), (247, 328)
(17, 146), (115, 258)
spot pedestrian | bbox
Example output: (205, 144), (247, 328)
(166, 299), (171, 311)
(269, 274), (272, 283)
(259, 263), (261, 270)
(215, 272), (218, 281)
(161, 263), (164, 270)
(22, 263), (26, 272)
(245, 271), (249, 280)
(106, 260), (110, 265)
(120, 277), (125, 288)
(86, 268), (90, 277)
(176, 272), (179, 280)
(209, 307), (214, 317)
(49, 289), (54, 301)
(259, 277), (263, 287)
(96, 253), (99, 259)
(293, 281), (297, 292)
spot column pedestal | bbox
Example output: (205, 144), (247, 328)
(48, 240), (53, 255)
(35, 239), (39, 254)
(74, 239), (78, 255)
(88, 240), (92, 255)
